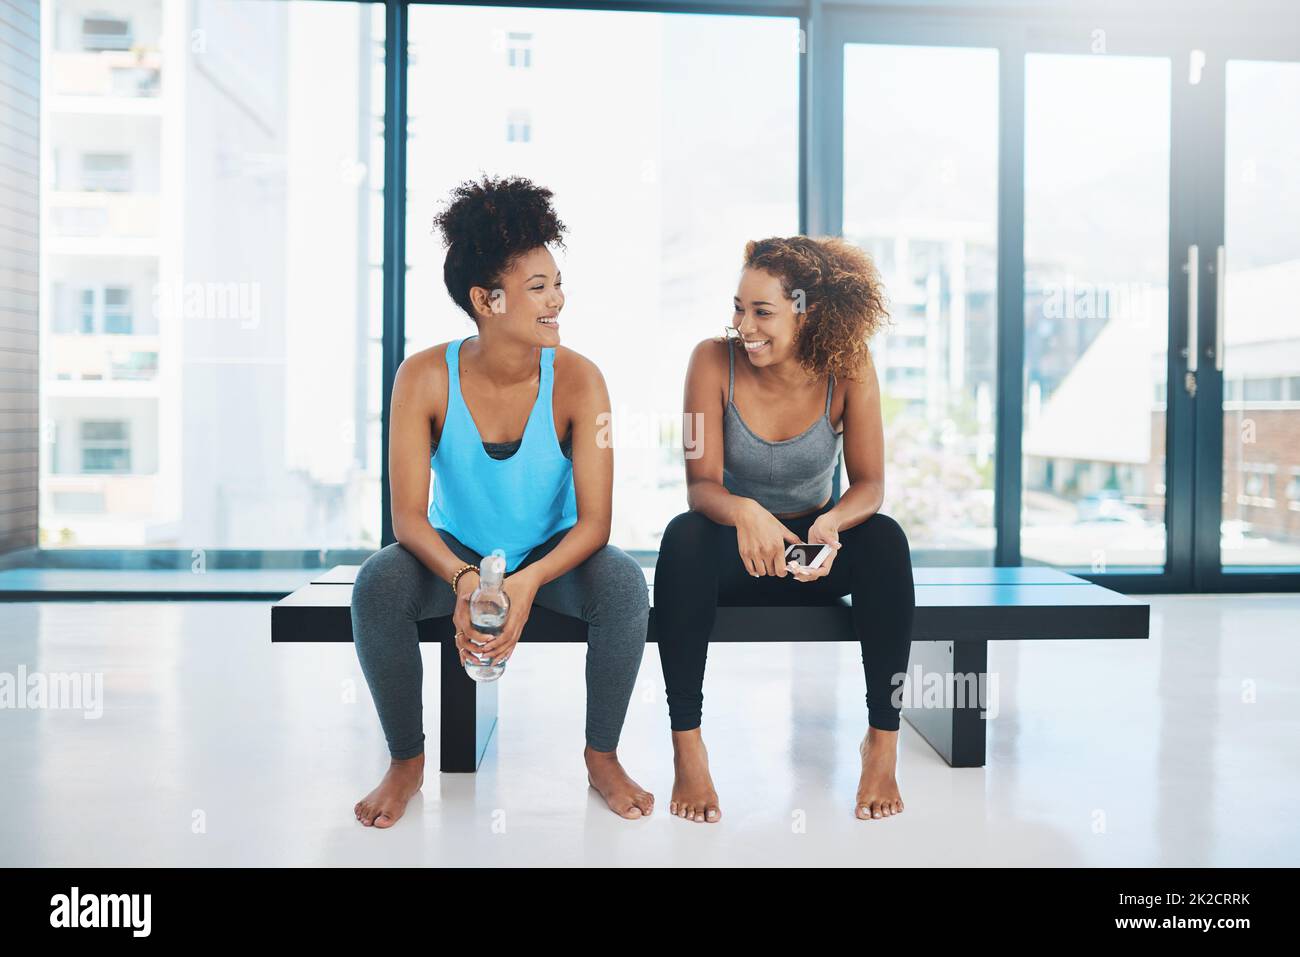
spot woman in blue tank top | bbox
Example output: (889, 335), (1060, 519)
(350, 176), (652, 827)
(655, 236), (916, 825)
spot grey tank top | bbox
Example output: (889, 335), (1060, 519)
(722, 338), (843, 514)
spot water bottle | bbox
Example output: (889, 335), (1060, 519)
(465, 549), (510, 682)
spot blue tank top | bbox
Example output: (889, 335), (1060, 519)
(428, 336), (578, 572)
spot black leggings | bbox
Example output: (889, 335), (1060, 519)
(654, 501), (915, 732)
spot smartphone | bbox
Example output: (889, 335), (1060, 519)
(784, 542), (833, 571)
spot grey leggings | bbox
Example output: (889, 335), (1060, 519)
(351, 527), (649, 759)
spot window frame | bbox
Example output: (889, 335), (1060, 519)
(14, 0), (1299, 599)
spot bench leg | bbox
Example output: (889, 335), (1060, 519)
(422, 619), (498, 772)
(900, 639), (988, 768)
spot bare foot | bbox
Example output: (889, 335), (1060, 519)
(669, 728), (720, 823)
(355, 754), (425, 828)
(585, 746), (654, 819)
(855, 728), (904, 820)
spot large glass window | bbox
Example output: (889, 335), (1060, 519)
(404, 5), (801, 550)
(1221, 59), (1300, 566)
(39, 0), (385, 548)
(842, 44), (999, 561)
(9, 2), (1296, 595)
(1022, 53), (1171, 570)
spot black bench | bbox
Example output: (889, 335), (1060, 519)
(271, 564), (1149, 771)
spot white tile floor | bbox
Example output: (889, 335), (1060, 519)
(0, 593), (1297, 867)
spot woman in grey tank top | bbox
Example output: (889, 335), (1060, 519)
(655, 236), (916, 824)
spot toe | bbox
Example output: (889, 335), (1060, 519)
(621, 803), (643, 820)
(374, 812), (393, 828)
(705, 805), (721, 822)
(635, 792), (654, 816)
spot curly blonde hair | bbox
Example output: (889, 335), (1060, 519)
(739, 236), (890, 382)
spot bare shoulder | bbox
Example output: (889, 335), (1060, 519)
(684, 335), (731, 403)
(393, 342), (449, 409)
(838, 344), (880, 419)
(552, 344), (607, 395)
(842, 344), (879, 393)
(687, 335), (731, 381)
(689, 335), (730, 366)
(399, 341), (448, 374)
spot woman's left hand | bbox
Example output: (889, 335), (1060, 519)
(474, 567), (540, 665)
(790, 513), (842, 582)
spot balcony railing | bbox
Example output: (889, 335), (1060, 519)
(45, 474), (159, 523)
(49, 334), (160, 383)
(50, 49), (162, 99)
(47, 191), (160, 240)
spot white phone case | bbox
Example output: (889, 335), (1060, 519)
(785, 543), (832, 571)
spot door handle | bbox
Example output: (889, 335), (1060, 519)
(1215, 244), (1225, 372)
(1185, 244), (1198, 373)
(1183, 244), (1198, 396)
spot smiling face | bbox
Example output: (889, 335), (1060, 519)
(469, 245), (564, 345)
(732, 266), (803, 366)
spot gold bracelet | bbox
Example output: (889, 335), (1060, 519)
(450, 563), (478, 595)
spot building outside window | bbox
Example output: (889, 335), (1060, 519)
(505, 109), (531, 142)
(506, 31), (532, 68)
(80, 14), (132, 51)
(80, 152), (131, 191)
(80, 421), (131, 474)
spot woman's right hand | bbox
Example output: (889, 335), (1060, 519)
(734, 498), (801, 577)
(451, 570), (486, 666)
